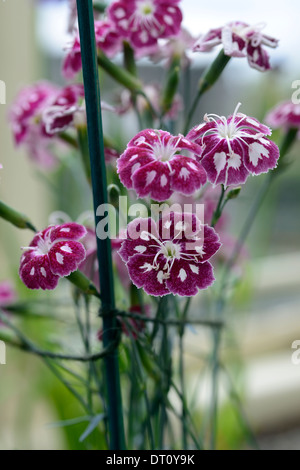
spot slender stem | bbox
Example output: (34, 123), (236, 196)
(0, 310), (119, 362)
(76, 0), (125, 450)
(208, 126), (297, 450)
(178, 298), (190, 449)
(183, 50), (231, 134)
(211, 185), (226, 227)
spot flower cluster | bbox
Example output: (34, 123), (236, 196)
(20, 223), (87, 290)
(193, 21), (279, 71)
(119, 212), (221, 297)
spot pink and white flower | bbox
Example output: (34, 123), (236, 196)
(9, 82), (58, 146)
(117, 129), (206, 201)
(19, 223), (87, 291)
(193, 21), (279, 72)
(119, 212), (221, 297)
(150, 27), (198, 67)
(42, 84), (85, 135)
(187, 103), (280, 187)
(265, 100), (300, 130)
(63, 19), (122, 80)
(9, 82), (85, 168)
(108, 0), (183, 49)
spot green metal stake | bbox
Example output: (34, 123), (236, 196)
(76, 0), (125, 450)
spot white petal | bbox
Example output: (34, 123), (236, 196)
(146, 170), (157, 186)
(56, 253), (64, 265)
(178, 268), (187, 282)
(248, 142), (269, 167)
(134, 245), (147, 254)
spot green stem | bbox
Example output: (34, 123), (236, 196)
(0, 200), (36, 232)
(183, 50), (231, 134)
(178, 298), (190, 450)
(211, 185), (226, 227)
(97, 50), (143, 93)
(208, 126), (297, 450)
(76, 0), (125, 450)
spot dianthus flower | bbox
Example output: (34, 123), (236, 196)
(187, 103), (280, 187)
(119, 212), (221, 297)
(42, 84), (85, 135)
(193, 21), (278, 71)
(117, 129), (206, 201)
(20, 223), (87, 290)
(108, 0), (183, 49)
(63, 19), (122, 79)
(265, 100), (300, 130)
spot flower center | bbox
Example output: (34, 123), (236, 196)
(37, 237), (51, 255)
(152, 141), (178, 162)
(136, 0), (154, 17)
(160, 241), (181, 260)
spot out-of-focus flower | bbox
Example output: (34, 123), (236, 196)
(63, 19), (122, 80)
(187, 103), (280, 187)
(265, 100), (300, 130)
(108, 0), (183, 50)
(117, 129), (206, 201)
(151, 27), (198, 67)
(98, 304), (151, 341)
(19, 223), (87, 291)
(193, 21), (279, 71)
(118, 84), (183, 120)
(0, 281), (17, 308)
(42, 84), (85, 135)
(119, 212), (221, 297)
(9, 82), (59, 168)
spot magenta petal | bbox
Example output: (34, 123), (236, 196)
(50, 223), (87, 242)
(247, 44), (271, 71)
(243, 138), (279, 175)
(48, 240), (86, 276)
(166, 259), (215, 296)
(132, 160), (173, 201)
(126, 254), (169, 297)
(117, 148), (154, 189)
(119, 217), (160, 262)
(20, 256), (59, 291)
(170, 156), (207, 195)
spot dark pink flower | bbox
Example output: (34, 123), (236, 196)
(119, 212), (221, 297)
(63, 20), (122, 80)
(19, 223), (87, 291)
(42, 84), (85, 135)
(265, 100), (300, 130)
(9, 82), (58, 146)
(62, 37), (82, 80)
(9, 82), (84, 169)
(0, 281), (17, 308)
(187, 103), (280, 187)
(193, 21), (278, 71)
(117, 129), (206, 201)
(108, 0), (183, 49)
